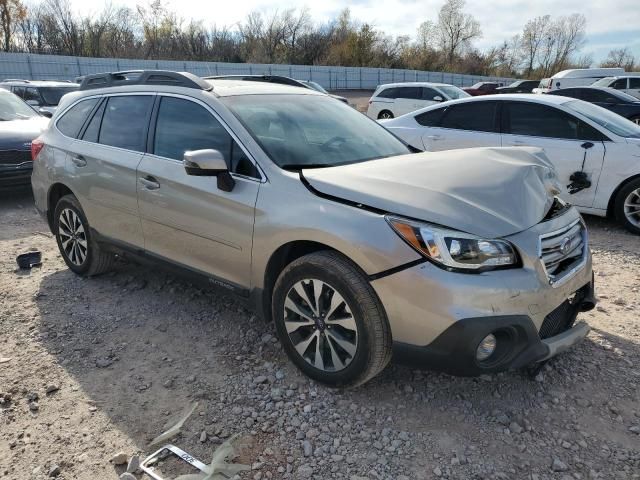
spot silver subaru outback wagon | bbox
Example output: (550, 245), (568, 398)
(31, 70), (596, 387)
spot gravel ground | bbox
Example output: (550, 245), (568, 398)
(1, 186), (639, 480)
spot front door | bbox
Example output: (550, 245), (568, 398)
(137, 95), (261, 290)
(501, 101), (606, 208)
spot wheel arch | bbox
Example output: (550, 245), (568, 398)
(257, 240), (361, 323)
(46, 183), (78, 231)
(606, 173), (640, 217)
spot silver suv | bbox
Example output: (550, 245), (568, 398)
(32, 70), (596, 386)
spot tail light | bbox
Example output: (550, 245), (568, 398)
(31, 138), (44, 161)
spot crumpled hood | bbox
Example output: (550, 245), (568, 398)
(303, 147), (561, 238)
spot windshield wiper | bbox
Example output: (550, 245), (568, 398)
(281, 163), (332, 171)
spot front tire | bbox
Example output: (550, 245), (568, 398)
(53, 194), (115, 276)
(630, 115), (640, 126)
(272, 251), (392, 387)
(614, 178), (640, 235)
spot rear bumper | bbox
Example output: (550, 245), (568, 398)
(392, 279), (594, 376)
(0, 162), (32, 188)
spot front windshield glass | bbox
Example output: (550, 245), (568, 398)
(0, 91), (38, 120)
(40, 86), (78, 106)
(437, 85), (470, 99)
(565, 100), (640, 138)
(223, 94), (410, 168)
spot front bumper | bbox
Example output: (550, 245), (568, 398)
(371, 208), (595, 375)
(0, 162), (33, 188)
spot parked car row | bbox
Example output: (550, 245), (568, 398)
(28, 70), (596, 387)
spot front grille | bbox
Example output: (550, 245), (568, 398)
(0, 149), (31, 165)
(539, 219), (585, 284)
(539, 298), (580, 339)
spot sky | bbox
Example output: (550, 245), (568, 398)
(69, 0), (640, 65)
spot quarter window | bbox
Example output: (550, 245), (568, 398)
(415, 108), (445, 127)
(57, 98), (99, 138)
(99, 96), (153, 151)
(440, 102), (498, 132)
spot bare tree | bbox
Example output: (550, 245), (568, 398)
(437, 0), (481, 66)
(520, 15), (550, 77)
(600, 47), (635, 70)
(0, 0), (26, 51)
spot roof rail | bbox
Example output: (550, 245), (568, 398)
(79, 70), (211, 91)
(2, 79), (29, 83)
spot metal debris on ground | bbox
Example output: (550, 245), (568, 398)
(140, 435), (249, 480)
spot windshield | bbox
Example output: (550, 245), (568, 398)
(591, 77), (615, 87)
(538, 78), (551, 88)
(303, 81), (328, 94)
(40, 86), (78, 106)
(470, 82), (484, 89)
(223, 94), (410, 168)
(0, 91), (38, 120)
(437, 85), (470, 99)
(565, 100), (640, 138)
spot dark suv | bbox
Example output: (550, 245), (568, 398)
(0, 80), (79, 117)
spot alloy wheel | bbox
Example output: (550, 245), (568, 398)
(58, 208), (88, 266)
(624, 188), (640, 228)
(283, 279), (358, 372)
(379, 112), (393, 119)
(633, 117), (640, 126)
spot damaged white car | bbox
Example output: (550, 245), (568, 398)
(33, 72), (595, 386)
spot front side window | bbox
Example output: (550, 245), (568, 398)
(57, 98), (99, 138)
(611, 78), (628, 89)
(440, 102), (497, 132)
(421, 87), (440, 101)
(505, 101), (603, 141)
(629, 78), (640, 89)
(98, 95), (153, 151)
(223, 94), (409, 169)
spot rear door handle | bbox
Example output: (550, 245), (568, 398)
(70, 154), (86, 167)
(426, 135), (442, 141)
(139, 176), (160, 190)
(509, 139), (527, 145)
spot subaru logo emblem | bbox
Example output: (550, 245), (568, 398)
(560, 237), (571, 255)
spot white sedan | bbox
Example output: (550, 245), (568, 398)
(381, 94), (640, 234)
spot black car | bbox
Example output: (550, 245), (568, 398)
(0, 89), (48, 189)
(204, 75), (349, 104)
(495, 79), (539, 94)
(548, 86), (640, 124)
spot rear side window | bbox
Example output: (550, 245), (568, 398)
(12, 86), (25, 98)
(611, 78), (628, 89)
(394, 87), (421, 99)
(440, 102), (498, 132)
(99, 96), (153, 151)
(552, 89), (581, 99)
(24, 87), (41, 103)
(580, 90), (619, 103)
(630, 78), (640, 89)
(504, 102), (603, 141)
(57, 98), (99, 138)
(415, 108), (445, 127)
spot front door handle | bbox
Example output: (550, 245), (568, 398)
(426, 135), (442, 141)
(139, 176), (160, 190)
(70, 154), (86, 167)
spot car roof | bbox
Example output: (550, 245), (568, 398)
(0, 80), (79, 87)
(436, 93), (571, 106)
(377, 82), (458, 89)
(203, 79), (322, 97)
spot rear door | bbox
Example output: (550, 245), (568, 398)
(66, 93), (154, 248)
(393, 87), (424, 116)
(500, 101), (606, 208)
(137, 94), (260, 289)
(420, 101), (501, 151)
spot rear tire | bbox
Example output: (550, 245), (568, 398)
(53, 194), (115, 276)
(272, 251), (392, 387)
(377, 110), (394, 120)
(613, 178), (640, 235)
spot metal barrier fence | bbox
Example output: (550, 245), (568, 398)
(0, 52), (515, 89)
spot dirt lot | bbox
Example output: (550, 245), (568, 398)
(1, 183), (639, 480)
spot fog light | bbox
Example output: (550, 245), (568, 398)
(476, 333), (497, 361)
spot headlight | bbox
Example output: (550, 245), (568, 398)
(386, 216), (519, 271)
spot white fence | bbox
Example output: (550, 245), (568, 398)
(0, 52), (515, 90)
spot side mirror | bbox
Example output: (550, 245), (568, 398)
(433, 95), (444, 102)
(26, 99), (40, 107)
(38, 108), (53, 118)
(184, 149), (235, 192)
